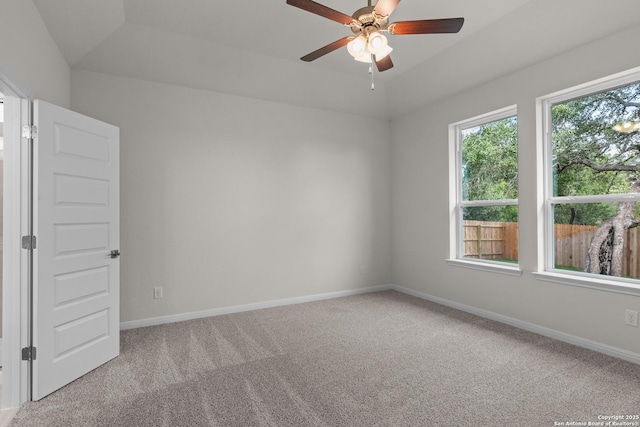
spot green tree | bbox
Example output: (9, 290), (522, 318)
(462, 117), (518, 222)
(552, 82), (640, 276)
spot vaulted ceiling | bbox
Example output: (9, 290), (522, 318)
(34, 0), (640, 118)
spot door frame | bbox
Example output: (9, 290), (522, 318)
(1, 65), (32, 409)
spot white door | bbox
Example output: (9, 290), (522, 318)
(32, 100), (120, 400)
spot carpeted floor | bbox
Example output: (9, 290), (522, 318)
(8, 290), (640, 426)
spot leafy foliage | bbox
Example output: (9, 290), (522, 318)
(460, 82), (640, 227)
(461, 117), (518, 222)
(552, 82), (640, 225)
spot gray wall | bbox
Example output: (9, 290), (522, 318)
(0, 0), (70, 107)
(71, 69), (392, 322)
(391, 23), (640, 355)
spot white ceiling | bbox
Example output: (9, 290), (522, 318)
(34, 0), (640, 118)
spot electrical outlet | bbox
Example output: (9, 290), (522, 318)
(625, 309), (638, 327)
(153, 287), (163, 299)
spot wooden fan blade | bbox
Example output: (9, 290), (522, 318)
(373, 0), (400, 17)
(388, 18), (464, 35)
(301, 36), (354, 62)
(286, 0), (353, 25)
(375, 55), (394, 72)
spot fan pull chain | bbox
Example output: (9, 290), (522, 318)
(370, 55), (375, 90)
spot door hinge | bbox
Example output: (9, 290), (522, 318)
(22, 346), (37, 361)
(22, 235), (37, 250)
(22, 124), (37, 139)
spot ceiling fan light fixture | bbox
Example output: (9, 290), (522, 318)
(374, 45), (393, 60)
(353, 52), (373, 63)
(367, 32), (388, 55)
(347, 35), (367, 58)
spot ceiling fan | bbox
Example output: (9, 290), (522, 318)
(286, 0), (464, 72)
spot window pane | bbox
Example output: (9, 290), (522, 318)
(551, 82), (640, 197)
(461, 116), (518, 201)
(462, 206), (518, 262)
(553, 202), (640, 279)
(553, 202), (618, 226)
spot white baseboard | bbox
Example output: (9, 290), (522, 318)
(120, 285), (393, 330)
(392, 285), (640, 366)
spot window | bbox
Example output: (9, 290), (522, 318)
(448, 106), (520, 274)
(539, 69), (640, 294)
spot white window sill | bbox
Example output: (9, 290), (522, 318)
(446, 259), (523, 277)
(533, 271), (640, 297)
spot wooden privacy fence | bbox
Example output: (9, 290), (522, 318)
(463, 221), (518, 261)
(463, 221), (640, 278)
(554, 224), (640, 278)
(554, 224), (597, 271)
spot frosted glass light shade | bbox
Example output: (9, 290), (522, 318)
(374, 45), (393, 60)
(367, 32), (388, 55)
(347, 33), (392, 64)
(354, 53), (373, 63)
(347, 35), (367, 58)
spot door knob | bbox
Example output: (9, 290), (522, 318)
(109, 250), (121, 259)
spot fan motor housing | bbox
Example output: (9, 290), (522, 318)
(350, 6), (389, 34)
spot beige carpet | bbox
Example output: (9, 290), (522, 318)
(9, 290), (640, 426)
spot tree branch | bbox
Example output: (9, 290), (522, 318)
(604, 92), (640, 109)
(566, 159), (638, 173)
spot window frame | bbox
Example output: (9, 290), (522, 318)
(535, 66), (640, 296)
(447, 105), (522, 276)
